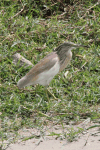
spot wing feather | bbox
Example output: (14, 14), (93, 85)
(17, 52), (59, 88)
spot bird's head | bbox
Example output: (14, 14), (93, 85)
(54, 42), (88, 53)
(54, 42), (89, 65)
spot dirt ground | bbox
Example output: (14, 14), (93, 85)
(6, 120), (100, 150)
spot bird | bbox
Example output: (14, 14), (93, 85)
(17, 42), (87, 99)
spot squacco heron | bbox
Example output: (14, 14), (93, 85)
(17, 42), (87, 98)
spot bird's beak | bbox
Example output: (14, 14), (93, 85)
(72, 43), (89, 48)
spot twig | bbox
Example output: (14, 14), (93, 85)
(11, 7), (25, 20)
(81, 62), (87, 69)
(80, 2), (100, 19)
(57, 12), (67, 19)
(83, 133), (90, 147)
(38, 111), (50, 118)
(57, 0), (66, 7)
(50, 2), (57, 7)
(1, 34), (15, 45)
(10, 0), (25, 20)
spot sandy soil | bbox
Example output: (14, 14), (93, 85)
(7, 134), (100, 150)
(6, 121), (100, 150)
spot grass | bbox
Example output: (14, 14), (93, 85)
(0, 0), (100, 149)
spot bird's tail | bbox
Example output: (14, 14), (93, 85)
(17, 76), (30, 89)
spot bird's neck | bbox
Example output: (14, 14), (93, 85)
(57, 49), (72, 72)
(57, 49), (72, 62)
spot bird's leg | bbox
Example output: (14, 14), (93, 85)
(45, 86), (57, 100)
(47, 88), (57, 100)
(45, 87), (50, 101)
(35, 84), (39, 95)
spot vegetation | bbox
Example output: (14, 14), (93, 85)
(0, 0), (100, 149)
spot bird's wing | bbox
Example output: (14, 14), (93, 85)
(17, 52), (59, 88)
(26, 52), (59, 79)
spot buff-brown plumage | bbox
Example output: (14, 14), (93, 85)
(17, 42), (86, 89)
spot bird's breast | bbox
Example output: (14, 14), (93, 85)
(59, 51), (72, 72)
